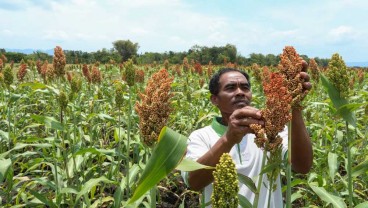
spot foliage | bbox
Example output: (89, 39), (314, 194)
(0, 48), (367, 207)
(113, 40), (140, 62)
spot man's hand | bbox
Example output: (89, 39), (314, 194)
(301, 60), (312, 92)
(225, 106), (264, 145)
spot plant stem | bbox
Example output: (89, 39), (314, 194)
(253, 149), (267, 208)
(126, 88), (132, 198)
(286, 121), (292, 208)
(346, 121), (353, 208)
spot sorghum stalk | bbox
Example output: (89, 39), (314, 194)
(278, 46), (306, 208)
(251, 66), (292, 207)
(346, 122), (353, 208)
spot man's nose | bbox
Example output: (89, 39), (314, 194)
(235, 87), (245, 95)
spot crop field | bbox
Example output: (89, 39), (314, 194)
(0, 49), (367, 208)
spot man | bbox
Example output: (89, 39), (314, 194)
(183, 64), (313, 207)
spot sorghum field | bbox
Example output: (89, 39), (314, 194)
(0, 47), (367, 208)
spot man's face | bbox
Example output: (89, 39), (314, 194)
(211, 71), (252, 115)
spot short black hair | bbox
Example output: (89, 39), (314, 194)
(209, 68), (251, 95)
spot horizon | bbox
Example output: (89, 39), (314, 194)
(1, 0), (367, 63)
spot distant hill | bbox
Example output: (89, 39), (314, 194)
(4, 48), (54, 55)
(346, 62), (368, 67)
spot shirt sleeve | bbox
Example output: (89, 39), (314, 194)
(280, 125), (289, 159)
(181, 129), (212, 186)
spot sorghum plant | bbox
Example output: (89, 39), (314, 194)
(326, 53), (349, 98)
(123, 59), (135, 87)
(53, 46), (66, 78)
(309, 58), (320, 83)
(211, 153), (239, 208)
(17, 63), (27, 82)
(3, 65), (14, 88)
(82, 64), (91, 83)
(278, 46), (307, 109)
(135, 68), (174, 147)
(91, 66), (102, 84)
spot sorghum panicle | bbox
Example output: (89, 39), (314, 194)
(3, 65), (14, 87)
(0, 59), (3, 71)
(135, 69), (145, 83)
(135, 68), (174, 147)
(357, 69), (364, 85)
(91, 66), (102, 84)
(251, 67), (292, 152)
(17, 63), (28, 82)
(59, 91), (68, 111)
(164, 59), (169, 70)
(82, 64), (91, 83)
(326, 53), (349, 98)
(183, 57), (190, 72)
(46, 65), (56, 81)
(41, 60), (48, 81)
(123, 59), (135, 86)
(53, 46), (66, 77)
(194, 62), (203, 75)
(1, 54), (7, 63)
(70, 75), (82, 94)
(36, 60), (42, 74)
(251, 63), (262, 83)
(278, 46), (307, 109)
(114, 82), (125, 107)
(309, 58), (320, 83)
(211, 153), (239, 208)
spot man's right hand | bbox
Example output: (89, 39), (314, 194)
(225, 106), (264, 145)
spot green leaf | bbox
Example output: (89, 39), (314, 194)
(76, 176), (115, 201)
(98, 113), (115, 122)
(114, 127), (125, 142)
(127, 126), (187, 204)
(328, 152), (338, 181)
(0, 158), (12, 182)
(259, 161), (280, 175)
(352, 159), (368, 177)
(20, 82), (47, 90)
(0, 130), (9, 142)
(290, 191), (303, 203)
(175, 158), (214, 172)
(321, 74), (356, 127)
(31, 115), (64, 131)
(30, 190), (57, 208)
(355, 201), (368, 208)
(310, 185), (347, 208)
(237, 173), (257, 194)
(238, 194), (252, 208)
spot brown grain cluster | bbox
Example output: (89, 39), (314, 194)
(17, 63), (28, 81)
(251, 67), (292, 152)
(278, 46), (307, 109)
(135, 68), (174, 147)
(53, 46), (66, 77)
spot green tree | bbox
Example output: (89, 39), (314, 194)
(113, 40), (139, 62)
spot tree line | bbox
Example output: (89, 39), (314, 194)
(0, 40), (330, 67)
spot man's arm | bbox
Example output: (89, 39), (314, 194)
(188, 136), (235, 191)
(290, 109), (313, 173)
(188, 107), (264, 191)
(290, 64), (313, 173)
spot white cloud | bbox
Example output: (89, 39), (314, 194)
(1, 0), (367, 61)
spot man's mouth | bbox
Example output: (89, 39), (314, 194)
(233, 100), (250, 107)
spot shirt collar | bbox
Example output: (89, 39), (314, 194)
(211, 117), (227, 136)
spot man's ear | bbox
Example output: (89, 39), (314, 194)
(210, 94), (218, 106)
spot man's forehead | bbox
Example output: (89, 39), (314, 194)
(219, 71), (249, 83)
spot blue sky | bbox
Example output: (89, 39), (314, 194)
(0, 0), (367, 62)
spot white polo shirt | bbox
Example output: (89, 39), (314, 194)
(183, 117), (288, 208)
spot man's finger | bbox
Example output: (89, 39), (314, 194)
(301, 60), (308, 72)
